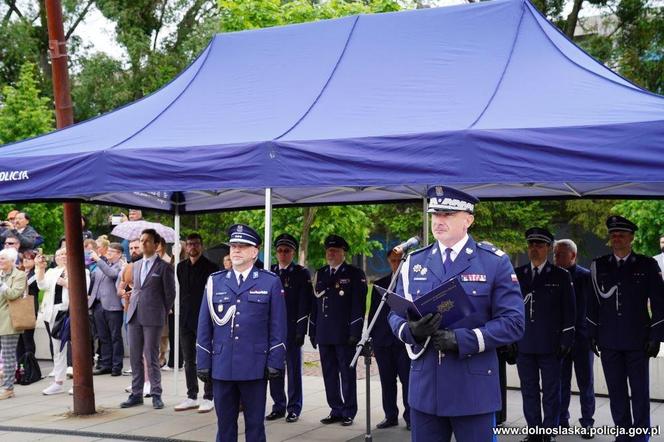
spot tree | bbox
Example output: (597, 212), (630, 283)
(0, 62), (54, 143)
(611, 200), (664, 255)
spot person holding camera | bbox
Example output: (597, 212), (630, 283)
(37, 248), (90, 395)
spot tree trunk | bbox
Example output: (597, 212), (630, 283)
(299, 207), (317, 267)
(565, 0), (584, 38)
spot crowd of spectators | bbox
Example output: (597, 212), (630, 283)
(0, 208), (225, 407)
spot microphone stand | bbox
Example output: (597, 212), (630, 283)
(351, 251), (409, 442)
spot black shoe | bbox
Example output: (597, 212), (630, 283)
(581, 427), (594, 440)
(111, 370), (122, 377)
(152, 395), (164, 409)
(285, 412), (299, 423)
(266, 410), (286, 421)
(120, 395), (143, 408)
(376, 418), (399, 429)
(341, 417), (353, 426)
(93, 368), (112, 375)
(406, 422), (411, 431)
(320, 415), (343, 424)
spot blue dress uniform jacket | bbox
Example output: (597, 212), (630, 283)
(587, 254), (664, 350)
(388, 236), (524, 417)
(268, 262), (313, 416)
(515, 262), (576, 354)
(271, 263), (312, 343)
(309, 263), (367, 345)
(369, 274), (401, 347)
(196, 267), (287, 381)
(370, 273), (411, 425)
(587, 253), (664, 441)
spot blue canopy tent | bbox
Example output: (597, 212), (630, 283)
(1, 0), (663, 214)
(3, 0), (663, 391)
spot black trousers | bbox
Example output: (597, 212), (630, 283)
(16, 329), (36, 359)
(181, 326), (213, 400)
(167, 313), (183, 368)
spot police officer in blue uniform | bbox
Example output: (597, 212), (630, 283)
(553, 239), (595, 437)
(309, 235), (368, 426)
(369, 249), (411, 430)
(388, 185), (524, 442)
(515, 228), (576, 442)
(266, 233), (312, 423)
(587, 216), (664, 442)
(196, 224), (287, 442)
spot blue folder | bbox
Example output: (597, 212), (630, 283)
(377, 277), (476, 329)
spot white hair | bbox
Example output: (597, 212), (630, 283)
(553, 239), (577, 254)
(0, 248), (18, 265)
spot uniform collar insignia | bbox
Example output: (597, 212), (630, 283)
(252, 271), (259, 279)
(226, 272), (231, 279)
(465, 247), (473, 254)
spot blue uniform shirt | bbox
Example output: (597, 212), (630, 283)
(515, 261), (576, 354)
(309, 263), (367, 346)
(388, 236), (524, 416)
(587, 253), (664, 351)
(196, 266), (287, 381)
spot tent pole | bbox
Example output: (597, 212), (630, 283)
(173, 206), (181, 395)
(263, 188), (273, 268)
(423, 197), (430, 246)
(45, 0), (95, 415)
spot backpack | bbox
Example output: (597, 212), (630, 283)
(15, 352), (42, 385)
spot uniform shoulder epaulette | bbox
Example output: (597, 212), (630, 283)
(477, 241), (506, 257)
(258, 268), (277, 276)
(210, 269), (228, 277)
(408, 243), (434, 257)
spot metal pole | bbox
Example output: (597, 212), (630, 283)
(45, 0), (95, 415)
(423, 196), (430, 246)
(173, 207), (181, 395)
(263, 188), (272, 268)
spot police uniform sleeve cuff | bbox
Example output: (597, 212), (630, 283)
(473, 328), (485, 353)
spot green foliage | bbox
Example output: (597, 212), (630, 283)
(219, 0), (403, 32)
(472, 201), (555, 257)
(0, 63), (54, 144)
(612, 200), (664, 255)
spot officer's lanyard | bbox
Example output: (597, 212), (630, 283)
(590, 261), (619, 312)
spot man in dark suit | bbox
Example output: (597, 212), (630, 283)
(174, 233), (218, 413)
(266, 233), (312, 423)
(369, 249), (411, 430)
(310, 235), (367, 426)
(553, 239), (595, 437)
(515, 228), (576, 442)
(88, 242), (125, 376)
(121, 229), (176, 410)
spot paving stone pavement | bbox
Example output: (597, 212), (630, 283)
(0, 356), (661, 441)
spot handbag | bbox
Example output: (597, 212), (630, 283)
(8, 295), (37, 332)
(50, 310), (69, 339)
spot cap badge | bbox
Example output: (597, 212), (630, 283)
(435, 186), (444, 196)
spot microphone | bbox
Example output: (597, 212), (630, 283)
(393, 236), (421, 254)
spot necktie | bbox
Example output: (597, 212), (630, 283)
(532, 266), (539, 283)
(238, 274), (244, 286)
(330, 267), (336, 278)
(617, 259), (624, 269)
(140, 260), (149, 285)
(442, 248), (453, 275)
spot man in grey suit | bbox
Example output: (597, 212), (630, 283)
(121, 229), (175, 409)
(88, 242), (125, 376)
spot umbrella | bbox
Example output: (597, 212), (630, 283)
(111, 220), (176, 243)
